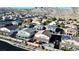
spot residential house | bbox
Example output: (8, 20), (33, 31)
(0, 27), (11, 36)
(42, 19), (48, 23)
(61, 34), (72, 40)
(64, 28), (77, 36)
(34, 24), (45, 31)
(16, 28), (36, 41)
(6, 25), (19, 37)
(32, 17), (41, 24)
(0, 18), (22, 27)
(34, 30), (51, 43)
(48, 21), (56, 26)
(45, 25), (57, 32)
(65, 24), (77, 29)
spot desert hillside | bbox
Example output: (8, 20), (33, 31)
(31, 7), (79, 19)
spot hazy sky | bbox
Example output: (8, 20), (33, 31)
(0, 0), (79, 7)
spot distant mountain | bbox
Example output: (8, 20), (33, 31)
(0, 7), (79, 19)
(31, 7), (79, 19)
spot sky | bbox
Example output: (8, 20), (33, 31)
(0, 0), (79, 7)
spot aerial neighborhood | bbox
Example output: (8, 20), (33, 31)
(0, 7), (79, 51)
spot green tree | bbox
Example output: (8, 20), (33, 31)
(73, 19), (77, 21)
(43, 16), (47, 19)
(52, 17), (57, 21)
(43, 20), (52, 25)
(60, 22), (65, 28)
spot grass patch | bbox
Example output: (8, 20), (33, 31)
(74, 33), (79, 38)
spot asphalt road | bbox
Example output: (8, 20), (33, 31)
(0, 40), (26, 51)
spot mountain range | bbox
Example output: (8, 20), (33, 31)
(31, 7), (79, 19)
(0, 7), (79, 19)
